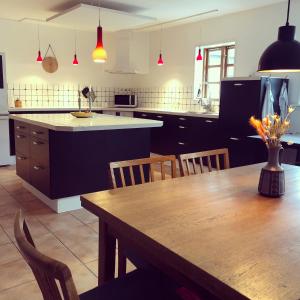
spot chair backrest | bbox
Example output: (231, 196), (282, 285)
(109, 155), (177, 189)
(179, 148), (230, 176)
(14, 210), (80, 300)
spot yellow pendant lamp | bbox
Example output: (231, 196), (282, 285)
(92, 1), (107, 63)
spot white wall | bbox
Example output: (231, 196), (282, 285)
(137, 1), (300, 106)
(0, 19), (137, 87)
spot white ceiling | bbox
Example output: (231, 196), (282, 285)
(0, 0), (287, 31)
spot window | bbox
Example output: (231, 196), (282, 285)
(194, 43), (235, 100)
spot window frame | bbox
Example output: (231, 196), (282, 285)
(202, 44), (235, 99)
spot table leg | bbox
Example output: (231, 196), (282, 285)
(98, 218), (116, 286)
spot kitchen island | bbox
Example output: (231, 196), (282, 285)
(10, 113), (162, 212)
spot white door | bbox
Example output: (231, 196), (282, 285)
(0, 116), (11, 165)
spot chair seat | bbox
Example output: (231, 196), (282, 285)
(79, 269), (181, 300)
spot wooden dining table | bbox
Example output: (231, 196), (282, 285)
(81, 163), (300, 300)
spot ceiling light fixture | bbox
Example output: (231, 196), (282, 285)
(258, 0), (300, 72)
(157, 25), (164, 66)
(92, 0), (107, 63)
(196, 48), (203, 61)
(36, 25), (43, 63)
(73, 30), (79, 65)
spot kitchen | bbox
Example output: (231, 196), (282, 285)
(1, 0), (300, 299)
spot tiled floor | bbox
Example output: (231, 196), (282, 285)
(0, 165), (135, 299)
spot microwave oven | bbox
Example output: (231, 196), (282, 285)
(114, 95), (137, 107)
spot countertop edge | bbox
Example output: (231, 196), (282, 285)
(10, 114), (163, 132)
(9, 107), (219, 119)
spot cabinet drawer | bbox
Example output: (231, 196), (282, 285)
(16, 152), (30, 182)
(15, 121), (29, 133)
(15, 132), (29, 155)
(30, 125), (49, 141)
(30, 138), (49, 167)
(30, 160), (50, 196)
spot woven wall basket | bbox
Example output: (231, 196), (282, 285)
(42, 44), (58, 73)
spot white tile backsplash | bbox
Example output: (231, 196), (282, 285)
(8, 83), (220, 112)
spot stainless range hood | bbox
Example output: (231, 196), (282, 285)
(106, 30), (149, 74)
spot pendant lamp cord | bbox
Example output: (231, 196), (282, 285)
(98, 0), (101, 26)
(74, 30), (77, 54)
(160, 25), (162, 53)
(37, 25), (41, 51)
(286, 0), (291, 26)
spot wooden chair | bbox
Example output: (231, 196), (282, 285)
(109, 155), (177, 189)
(109, 155), (177, 277)
(13, 210), (182, 300)
(179, 148), (230, 177)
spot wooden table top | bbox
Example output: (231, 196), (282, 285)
(81, 163), (300, 300)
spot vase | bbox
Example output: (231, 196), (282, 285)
(258, 144), (285, 197)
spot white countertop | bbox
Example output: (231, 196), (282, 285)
(10, 113), (163, 132)
(249, 134), (300, 145)
(9, 107), (219, 119)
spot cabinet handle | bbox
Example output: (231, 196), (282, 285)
(156, 115), (163, 119)
(32, 141), (45, 145)
(16, 125), (26, 130)
(178, 142), (186, 145)
(17, 156), (26, 160)
(16, 134), (25, 139)
(205, 120), (213, 123)
(234, 83), (244, 86)
(178, 126), (187, 129)
(141, 114), (147, 117)
(33, 165), (43, 171)
(179, 117), (186, 121)
(32, 131), (44, 135)
(230, 137), (240, 141)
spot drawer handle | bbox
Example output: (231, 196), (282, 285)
(230, 137), (240, 141)
(33, 165), (43, 171)
(178, 142), (185, 145)
(16, 126), (26, 130)
(16, 134), (25, 139)
(233, 83), (244, 86)
(205, 120), (213, 123)
(157, 115), (163, 119)
(32, 131), (44, 135)
(178, 126), (187, 129)
(17, 156), (26, 161)
(32, 141), (45, 145)
(179, 117), (186, 121)
(141, 114), (147, 117)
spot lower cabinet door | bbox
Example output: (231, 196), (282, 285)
(16, 152), (30, 182)
(30, 160), (50, 196)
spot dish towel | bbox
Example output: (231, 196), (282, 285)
(262, 79), (275, 119)
(279, 81), (289, 119)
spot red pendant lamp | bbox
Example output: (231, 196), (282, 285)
(92, 1), (107, 63)
(36, 25), (43, 63)
(196, 48), (203, 61)
(157, 53), (164, 66)
(157, 25), (164, 66)
(72, 31), (79, 65)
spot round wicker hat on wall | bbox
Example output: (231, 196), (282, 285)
(42, 44), (58, 73)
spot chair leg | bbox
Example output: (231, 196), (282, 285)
(118, 240), (127, 277)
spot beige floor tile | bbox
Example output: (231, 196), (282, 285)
(20, 199), (49, 212)
(0, 259), (34, 291)
(12, 190), (40, 203)
(0, 243), (22, 266)
(54, 225), (99, 263)
(37, 235), (83, 268)
(87, 221), (99, 233)
(37, 212), (83, 233)
(69, 263), (98, 294)
(0, 226), (11, 246)
(0, 281), (42, 300)
(0, 200), (22, 217)
(0, 193), (15, 205)
(0, 213), (49, 243)
(70, 208), (98, 224)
